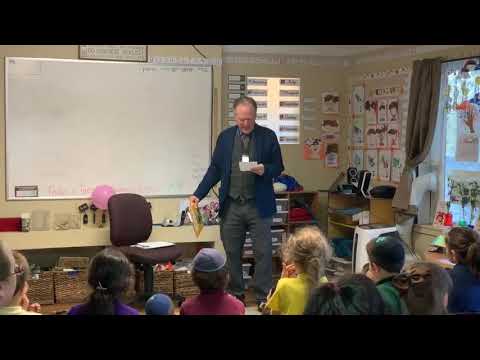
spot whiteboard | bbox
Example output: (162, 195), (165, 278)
(5, 57), (212, 200)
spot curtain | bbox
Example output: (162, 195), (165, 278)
(392, 58), (442, 210)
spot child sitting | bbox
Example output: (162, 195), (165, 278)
(365, 235), (408, 315)
(68, 248), (139, 315)
(392, 262), (452, 315)
(264, 226), (332, 315)
(180, 248), (245, 315)
(304, 274), (385, 315)
(145, 293), (174, 315)
(0, 242), (41, 315)
(445, 227), (480, 313)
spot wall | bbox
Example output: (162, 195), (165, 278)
(222, 56), (348, 192)
(345, 45), (480, 224)
(0, 45), (223, 250)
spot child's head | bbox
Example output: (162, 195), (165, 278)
(85, 247), (134, 315)
(304, 274), (385, 315)
(191, 248), (228, 292)
(446, 227), (480, 277)
(393, 262), (452, 315)
(281, 226), (332, 288)
(366, 235), (405, 281)
(0, 243), (30, 307)
(145, 293), (174, 315)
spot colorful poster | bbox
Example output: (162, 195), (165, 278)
(378, 150), (391, 181)
(387, 123), (401, 149)
(322, 92), (340, 114)
(365, 98), (378, 124)
(366, 150), (378, 178)
(321, 133), (340, 144)
(377, 124), (388, 149)
(352, 150), (364, 170)
(352, 118), (364, 145)
(303, 137), (325, 160)
(366, 125), (377, 148)
(378, 99), (388, 123)
(455, 104), (480, 162)
(391, 150), (405, 183)
(321, 119), (340, 133)
(387, 98), (400, 122)
(325, 143), (339, 168)
(353, 86), (365, 116)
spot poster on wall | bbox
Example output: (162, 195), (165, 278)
(391, 150), (405, 183)
(387, 123), (401, 149)
(387, 98), (400, 122)
(352, 118), (364, 145)
(352, 150), (364, 170)
(303, 137), (325, 160)
(455, 104), (480, 162)
(366, 125), (377, 148)
(352, 85), (365, 116)
(378, 99), (388, 123)
(322, 92), (340, 114)
(365, 98), (378, 124)
(377, 124), (388, 149)
(325, 143), (339, 168)
(378, 150), (392, 181)
(321, 119), (340, 133)
(321, 133), (339, 144)
(366, 150), (378, 178)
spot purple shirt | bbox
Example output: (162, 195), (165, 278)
(180, 290), (245, 315)
(67, 300), (140, 315)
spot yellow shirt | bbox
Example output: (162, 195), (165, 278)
(266, 273), (328, 315)
(0, 306), (41, 315)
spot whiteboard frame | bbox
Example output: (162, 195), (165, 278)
(5, 57), (213, 201)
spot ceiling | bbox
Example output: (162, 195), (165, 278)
(222, 45), (398, 57)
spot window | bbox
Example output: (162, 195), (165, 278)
(226, 75), (301, 145)
(437, 57), (480, 225)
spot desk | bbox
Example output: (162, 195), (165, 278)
(424, 251), (455, 270)
(1, 225), (222, 251)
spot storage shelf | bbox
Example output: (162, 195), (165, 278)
(289, 220), (317, 225)
(328, 220), (357, 229)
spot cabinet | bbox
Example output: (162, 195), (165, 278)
(242, 191), (322, 280)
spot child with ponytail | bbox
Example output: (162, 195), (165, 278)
(68, 248), (139, 315)
(264, 226), (332, 315)
(445, 227), (480, 313)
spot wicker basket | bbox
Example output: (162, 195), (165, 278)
(136, 270), (174, 296)
(174, 270), (200, 298)
(54, 270), (90, 304)
(27, 271), (55, 305)
(57, 257), (89, 269)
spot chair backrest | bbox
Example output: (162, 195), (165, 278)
(108, 193), (152, 246)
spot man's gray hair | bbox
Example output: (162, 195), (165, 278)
(233, 96), (257, 113)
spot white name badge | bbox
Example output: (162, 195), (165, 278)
(242, 155), (250, 163)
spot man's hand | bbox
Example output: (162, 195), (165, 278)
(250, 164), (265, 176)
(189, 195), (199, 209)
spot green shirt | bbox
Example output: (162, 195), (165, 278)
(377, 277), (409, 315)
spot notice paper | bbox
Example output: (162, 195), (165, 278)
(239, 161), (258, 172)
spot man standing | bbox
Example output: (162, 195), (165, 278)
(190, 96), (284, 309)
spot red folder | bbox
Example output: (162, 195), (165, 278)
(0, 218), (22, 232)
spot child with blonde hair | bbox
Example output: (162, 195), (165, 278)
(264, 226), (332, 315)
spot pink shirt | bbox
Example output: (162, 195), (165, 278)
(180, 290), (245, 315)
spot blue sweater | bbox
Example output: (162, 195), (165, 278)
(194, 124), (284, 218)
(448, 264), (480, 314)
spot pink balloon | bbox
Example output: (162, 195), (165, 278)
(91, 185), (115, 210)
